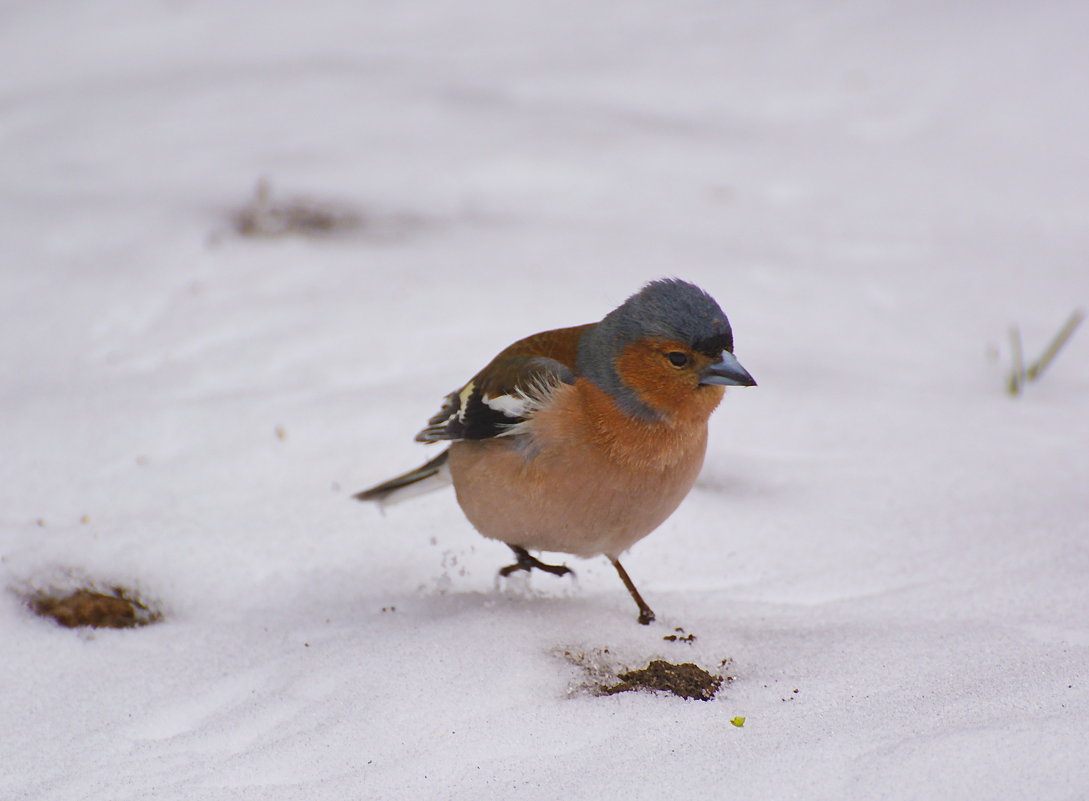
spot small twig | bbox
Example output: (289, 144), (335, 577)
(1026, 309), (1085, 382)
(1007, 326), (1024, 396)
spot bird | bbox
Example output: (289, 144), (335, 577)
(354, 278), (756, 624)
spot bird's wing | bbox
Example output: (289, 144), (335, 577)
(414, 324), (591, 443)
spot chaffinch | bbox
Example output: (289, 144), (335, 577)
(355, 278), (756, 624)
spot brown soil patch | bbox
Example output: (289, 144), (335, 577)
(604, 660), (723, 701)
(233, 179), (362, 238)
(29, 588), (161, 629)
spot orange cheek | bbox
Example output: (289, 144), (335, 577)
(614, 341), (701, 415)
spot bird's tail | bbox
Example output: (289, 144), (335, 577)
(353, 449), (452, 506)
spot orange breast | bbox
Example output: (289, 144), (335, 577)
(446, 380), (716, 558)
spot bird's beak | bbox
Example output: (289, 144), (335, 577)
(700, 351), (757, 387)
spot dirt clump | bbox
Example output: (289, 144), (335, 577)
(603, 659), (722, 701)
(662, 626), (697, 643)
(30, 588), (160, 629)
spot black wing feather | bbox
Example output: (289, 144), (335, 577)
(415, 356), (574, 443)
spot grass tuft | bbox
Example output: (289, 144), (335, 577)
(1006, 309), (1084, 396)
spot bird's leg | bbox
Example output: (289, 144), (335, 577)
(499, 545), (573, 577)
(610, 558), (656, 625)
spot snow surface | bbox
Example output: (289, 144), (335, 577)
(3, 1), (1089, 799)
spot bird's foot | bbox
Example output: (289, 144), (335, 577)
(611, 558), (656, 625)
(636, 608), (656, 625)
(499, 545), (574, 578)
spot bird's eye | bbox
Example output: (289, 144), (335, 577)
(666, 352), (689, 367)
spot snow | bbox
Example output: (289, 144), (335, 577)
(2, 0), (1088, 798)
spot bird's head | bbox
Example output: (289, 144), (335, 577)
(577, 278), (756, 420)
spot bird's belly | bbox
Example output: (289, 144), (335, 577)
(447, 434), (706, 559)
